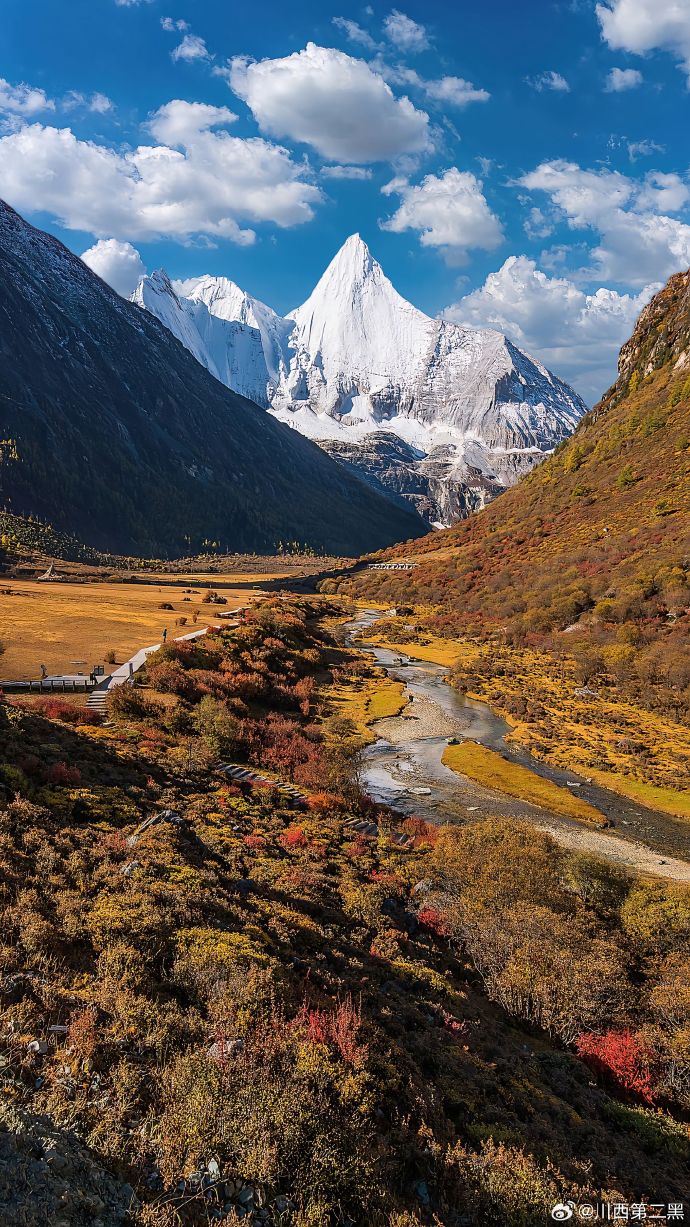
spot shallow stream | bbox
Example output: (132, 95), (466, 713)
(345, 609), (690, 870)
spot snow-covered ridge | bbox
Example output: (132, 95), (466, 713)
(132, 234), (587, 523)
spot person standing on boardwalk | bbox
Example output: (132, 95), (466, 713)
(162, 628), (168, 644)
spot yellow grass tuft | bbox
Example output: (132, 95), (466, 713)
(442, 740), (607, 826)
(324, 674), (408, 746)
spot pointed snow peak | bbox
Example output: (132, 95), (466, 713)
(131, 268), (179, 308)
(289, 231), (423, 332)
(324, 232), (376, 285)
(150, 268), (174, 290)
(341, 232), (371, 259)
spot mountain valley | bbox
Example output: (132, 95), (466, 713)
(339, 268), (690, 816)
(134, 235), (587, 525)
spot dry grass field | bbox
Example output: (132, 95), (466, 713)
(0, 576), (273, 680)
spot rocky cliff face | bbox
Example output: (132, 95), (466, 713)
(616, 269), (690, 388)
(134, 235), (587, 526)
(319, 434), (505, 525)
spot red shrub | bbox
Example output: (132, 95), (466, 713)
(248, 713), (325, 783)
(217, 786), (242, 804)
(306, 792), (343, 814)
(33, 698), (101, 725)
(402, 817), (439, 847)
(293, 998), (367, 1068)
(294, 676), (315, 716)
(576, 1029), (655, 1102)
(243, 834), (267, 850)
(417, 907), (451, 937)
(45, 761), (82, 786)
(147, 661), (199, 701)
(102, 831), (129, 856)
(67, 1006), (99, 1063)
(440, 1010), (466, 1036)
(279, 826), (308, 850)
(370, 869), (403, 894)
(344, 837), (370, 859)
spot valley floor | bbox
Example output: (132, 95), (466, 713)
(0, 593), (688, 1226)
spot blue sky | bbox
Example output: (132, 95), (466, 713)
(2, 0), (690, 401)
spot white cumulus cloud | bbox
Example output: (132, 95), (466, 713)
(228, 43), (431, 163)
(381, 167), (503, 261)
(527, 70), (570, 92)
(446, 255), (657, 403)
(0, 78), (55, 116)
(424, 76), (490, 106)
(332, 17), (378, 50)
(0, 114), (322, 244)
(147, 100), (237, 145)
(81, 238), (146, 296)
(63, 90), (114, 114)
(321, 164), (373, 180)
(520, 159), (690, 286)
(383, 10), (429, 53)
(597, 0), (690, 82)
(627, 138), (664, 160)
(372, 60), (490, 107)
(171, 34), (212, 63)
(605, 66), (643, 90)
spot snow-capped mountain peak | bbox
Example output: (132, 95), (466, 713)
(279, 234), (433, 421)
(132, 235), (588, 525)
(133, 267), (287, 405)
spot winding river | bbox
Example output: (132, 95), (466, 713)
(345, 610), (690, 882)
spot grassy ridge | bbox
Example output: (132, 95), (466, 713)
(339, 271), (690, 808)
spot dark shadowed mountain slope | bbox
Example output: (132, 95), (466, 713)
(0, 202), (427, 557)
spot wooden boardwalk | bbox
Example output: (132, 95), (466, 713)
(86, 624), (230, 714)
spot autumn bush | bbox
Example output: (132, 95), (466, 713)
(31, 697), (102, 725)
(621, 881), (690, 958)
(576, 1029), (654, 1102)
(158, 1007), (380, 1222)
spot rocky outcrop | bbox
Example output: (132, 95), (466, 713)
(617, 269), (690, 387)
(0, 1102), (136, 1226)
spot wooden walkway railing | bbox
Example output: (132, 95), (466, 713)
(0, 678), (96, 693)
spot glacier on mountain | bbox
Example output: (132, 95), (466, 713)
(132, 234), (587, 525)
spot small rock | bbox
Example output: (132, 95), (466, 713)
(158, 808), (182, 824)
(27, 1040), (48, 1055)
(207, 1037), (244, 1061)
(412, 879), (433, 896)
(208, 1158), (221, 1180)
(414, 1180), (430, 1206)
